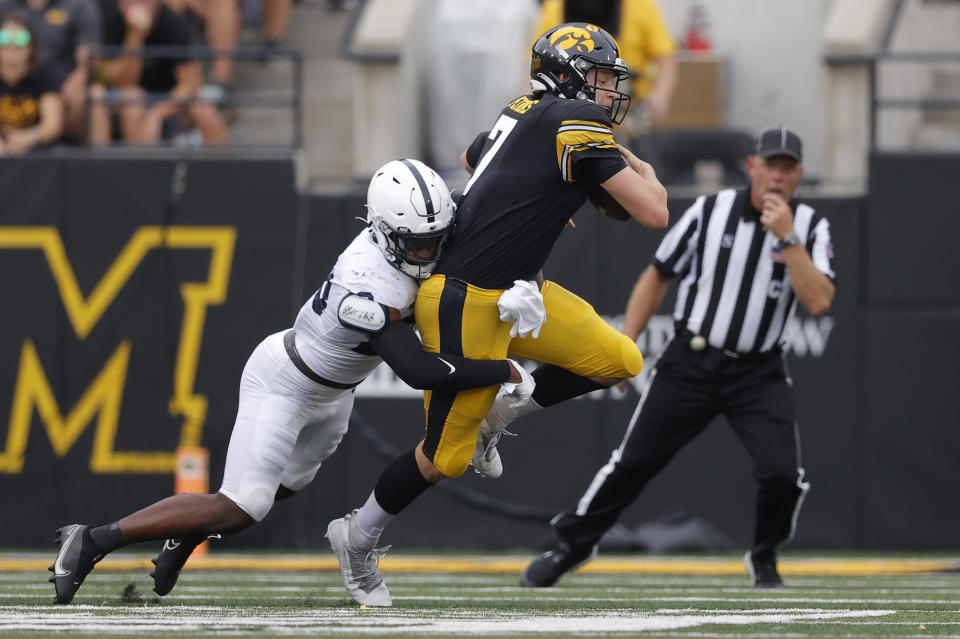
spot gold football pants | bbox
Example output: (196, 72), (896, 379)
(414, 275), (643, 477)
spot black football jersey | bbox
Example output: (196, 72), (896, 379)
(437, 93), (627, 289)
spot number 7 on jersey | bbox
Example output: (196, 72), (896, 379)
(464, 114), (518, 195)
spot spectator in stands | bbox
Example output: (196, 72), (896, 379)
(161, 0), (291, 112)
(87, 0), (226, 144)
(0, 11), (63, 153)
(0, 0), (101, 142)
(259, 0), (289, 60)
(163, 0), (237, 104)
(535, 0), (676, 129)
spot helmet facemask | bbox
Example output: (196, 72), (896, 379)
(570, 57), (632, 125)
(373, 219), (450, 280)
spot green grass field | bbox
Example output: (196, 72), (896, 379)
(3, 552), (960, 638)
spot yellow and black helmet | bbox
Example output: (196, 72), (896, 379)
(530, 22), (631, 123)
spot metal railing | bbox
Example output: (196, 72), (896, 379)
(88, 44), (304, 149)
(824, 51), (960, 151)
(823, 0), (960, 151)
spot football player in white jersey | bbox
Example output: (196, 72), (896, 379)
(47, 159), (534, 606)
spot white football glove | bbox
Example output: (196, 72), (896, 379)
(498, 279), (546, 339)
(501, 358), (535, 409)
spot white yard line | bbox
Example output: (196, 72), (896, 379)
(388, 594), (960, 605)
(654, 634), (960, 639)
(839, 621), (960, 625)
(0, 607), (897, 636)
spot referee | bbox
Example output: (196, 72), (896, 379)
(521, 125), (836, 589)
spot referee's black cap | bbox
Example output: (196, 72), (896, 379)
(756, 125), (802, 162)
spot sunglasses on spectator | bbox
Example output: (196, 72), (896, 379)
(0, 29), (31, 47)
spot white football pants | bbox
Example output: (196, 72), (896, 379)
(219, 331), (354, 521)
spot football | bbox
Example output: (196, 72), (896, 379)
(589, 188), (631, 221)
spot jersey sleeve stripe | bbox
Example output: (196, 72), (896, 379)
(559, 141), (619, 182)
(558, 124), (614, 134)
(556, 128), (617, 148)
(559, 119), (614, 134)
(556, 126), (618, 182)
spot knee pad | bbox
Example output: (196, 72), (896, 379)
(223, 472), (278, 522)
(430, 448), (471, 479)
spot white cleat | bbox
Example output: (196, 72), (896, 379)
(472, 419), (505, 479)
(325, 512), (392, 607)
(471, 391), (523, 479)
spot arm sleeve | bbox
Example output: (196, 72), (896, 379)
(465, 131), (489, 169)
(369, 322), (511, 391)
(556, 102), (626, 184)
(653, 196), (703, 278)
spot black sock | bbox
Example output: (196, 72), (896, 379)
(89, 522), (126, 553)
(530, 365), (605, 407)
(372, 447), (434, 515)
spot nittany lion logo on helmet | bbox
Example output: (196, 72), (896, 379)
(548, 25), (598, 54)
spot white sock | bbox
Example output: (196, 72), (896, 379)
(486, 395), (543, 433)
(349, 492), (393, 549)
(513, 397), (543, 419)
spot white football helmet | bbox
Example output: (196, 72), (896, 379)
(366, 159), (456, 280)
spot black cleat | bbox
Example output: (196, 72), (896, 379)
(520, 543), (597, 588)
(745, 551), (785, 588)
(149, 534), (210, 596)
(48, 524), (105, 604)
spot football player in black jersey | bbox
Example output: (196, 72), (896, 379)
(327, 23), (669, 606)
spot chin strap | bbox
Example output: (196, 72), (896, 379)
(531, 72), (560, 95)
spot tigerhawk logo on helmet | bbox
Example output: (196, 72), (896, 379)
(529, 22), (632, 125)
(549, 25), (597, 54)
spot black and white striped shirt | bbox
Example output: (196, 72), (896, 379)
(653, 188), (836, 354)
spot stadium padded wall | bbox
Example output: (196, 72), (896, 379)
(0, 154), (956, 551)
(860, 153), (960, 548)
(0, 157), (301, 547)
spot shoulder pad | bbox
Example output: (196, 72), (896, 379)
(562, 99), (614, 127)
(337, 293), (389, 335)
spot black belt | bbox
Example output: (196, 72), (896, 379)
(676, 328), (779, 362)
(283, 330), (360, 389)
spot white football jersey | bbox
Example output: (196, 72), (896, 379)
(291, 230), (418, 385)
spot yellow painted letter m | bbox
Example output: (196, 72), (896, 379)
(0, 226), (235, 474)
